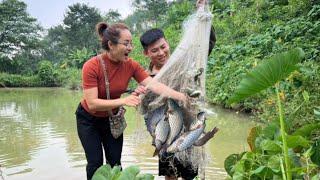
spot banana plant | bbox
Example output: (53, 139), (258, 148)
(228, 48), (305, 180)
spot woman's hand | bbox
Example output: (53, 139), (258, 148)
(177, 92), (187, 105)
(121, 94), (141, 107)
(179, 93), (190, 108)
(132, 85), (147, 96)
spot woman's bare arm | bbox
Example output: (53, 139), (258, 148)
(84, 87), (141, 111)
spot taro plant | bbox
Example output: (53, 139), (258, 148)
(225, 48), (320, 179)
(92, 164), (154, 180)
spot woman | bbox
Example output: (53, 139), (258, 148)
(75, 22), (187, 180)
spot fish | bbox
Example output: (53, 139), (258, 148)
(153, 116), (170, 156)
(185, 87), (201, 98)
(193, 127), (219, 146)
(194, 68), (204, 85)
(166, 122), (205, 153)
(189, 111), (206, 131)
(165, 99), (184, 146)
(144, 105), (166, 138)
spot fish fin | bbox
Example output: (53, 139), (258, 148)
(153, 148), (160, 157)
(151, 137), (156, 147)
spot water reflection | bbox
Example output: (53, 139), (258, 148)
(0, 88), (256, 180)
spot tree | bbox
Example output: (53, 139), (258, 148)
(164, 0), (194, 29)
(125, 11), (149, 33)
(63, 3), (102, 51)
(104, 9), (122, 24)
(65, 47), (95, 69)
(41, 3), (103, 65)
(0, 0), (42, 73)
(132, 0), (168, 27)
(41, 25), (67, 64)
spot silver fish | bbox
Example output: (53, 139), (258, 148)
(193, 127), (219, 146)
(165, 99), (184, 146)
(189, 111), (206, 131)
(185, 87), (201, 98)
(194, 68), (204, 86)
(145, 105), (166, 138)
(153, 116), (170, 156)
(166, 119), (205, 153)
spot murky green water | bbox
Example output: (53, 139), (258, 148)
(0, 88), (256, 180)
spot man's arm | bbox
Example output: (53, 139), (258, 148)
(140, 76), (187, 104)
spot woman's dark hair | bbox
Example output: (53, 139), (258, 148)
(140, 28), (165, 50)
(96, 22), (129, 51)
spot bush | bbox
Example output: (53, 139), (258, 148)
(54, 68), (82, 90)
(205, 2), (320, 124)
(0, 73), (42, 87)
(37, 60), (55, 86)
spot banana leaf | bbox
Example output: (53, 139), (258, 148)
(228, 48), (305, 104)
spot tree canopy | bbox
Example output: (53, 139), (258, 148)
(104, 9), (122, 24)
(63, 3), (102, 51)
(0, 0), (42, 72)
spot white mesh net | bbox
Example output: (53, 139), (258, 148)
(142, 4), (212, 110)
(140, 2), (213, 178)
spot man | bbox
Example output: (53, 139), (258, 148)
(140, 29), (215, 77)
(139, 20), (216, 180)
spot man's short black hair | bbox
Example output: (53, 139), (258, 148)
(140, 28), (165, 50)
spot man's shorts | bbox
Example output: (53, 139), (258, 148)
(158, 152), (198, 180)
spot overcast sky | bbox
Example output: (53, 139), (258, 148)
(22, 0), (133, 28)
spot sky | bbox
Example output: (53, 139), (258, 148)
(22, 0), (133, 28)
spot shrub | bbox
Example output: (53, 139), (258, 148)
(37, 60), (55, 86)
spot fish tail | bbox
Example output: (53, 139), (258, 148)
(193, 127), (219, 146)
(211, 127), (219, 135)
(151, 138), (156, 147)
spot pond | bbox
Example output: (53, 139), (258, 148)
(0, 88), (256, 180)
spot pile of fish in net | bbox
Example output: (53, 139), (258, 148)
(140, 1), (219, 177)
(145, 98), (218, 156)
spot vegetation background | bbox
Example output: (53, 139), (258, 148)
(1, 0), (319, 178)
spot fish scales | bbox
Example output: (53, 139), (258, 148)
(165, 99), (184, 146)
(167, 124), (205, 153)
(145, 105), (166, 137)
(154, 116), (170, 148)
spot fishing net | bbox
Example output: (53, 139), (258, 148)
(141, 3), (212, 113)
(139, 2), (213, 177)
